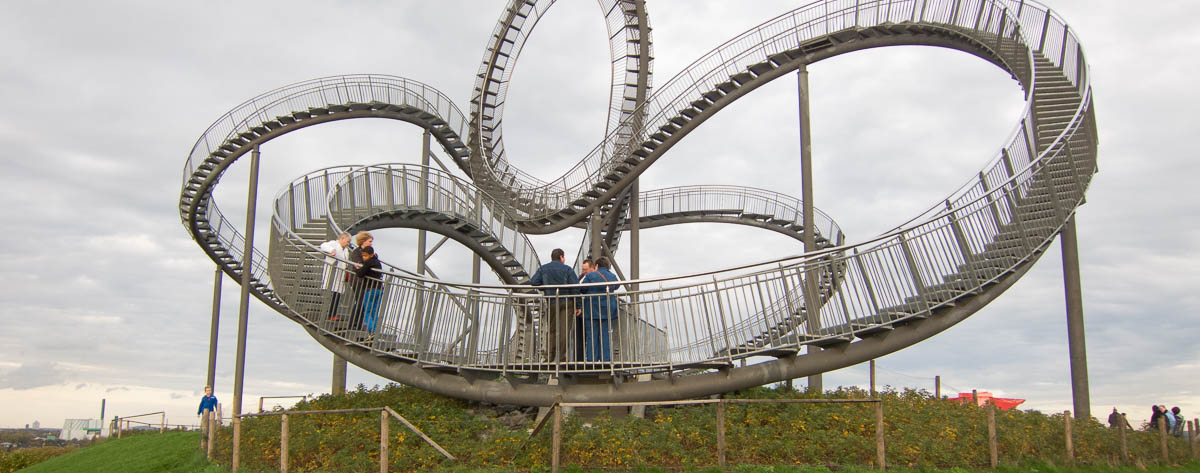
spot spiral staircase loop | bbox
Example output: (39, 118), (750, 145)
(181, 0), (1097, 405)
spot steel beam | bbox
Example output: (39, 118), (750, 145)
(205, 266), (222, 391)
(798, 64), (822, 394)
(1060, 216), (1090, 419)
(231, 145), (261, 471)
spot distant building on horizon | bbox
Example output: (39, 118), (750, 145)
(31, 421), (40, 429)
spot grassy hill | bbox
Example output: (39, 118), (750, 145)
(8, 431), (221, 473)
(9, 384), (1197, 473)
(206, 384), (1197, 472)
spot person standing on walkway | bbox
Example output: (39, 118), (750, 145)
(530, 248), (579, 363)
(580, 257), (620, 362)
(319, 232), (351, 321)
(347, 231), (374, 331)
(197, 386), (218, 433)
(355, 245), (384, 342)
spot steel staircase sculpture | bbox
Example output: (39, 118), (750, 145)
(181, 0), (1097, 405)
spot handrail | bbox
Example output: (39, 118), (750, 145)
(183, 0), (1097, 384)
(465, 0), (1062, 226)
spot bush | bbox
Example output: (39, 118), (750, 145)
(208, 383), (1196, 472)
(0, 446), (76, 473)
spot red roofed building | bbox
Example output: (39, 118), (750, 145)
(947, 391), (1025, 410)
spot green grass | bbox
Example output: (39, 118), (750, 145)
(13, 431), (222, 473)
(7, 428), (1198, 473)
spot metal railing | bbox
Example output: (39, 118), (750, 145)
(183, 0), (1095, 383)
(466, 0), (1063, 226)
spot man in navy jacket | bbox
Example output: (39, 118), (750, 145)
(530, 248), (579, 362)
(580, 257), (620, 362)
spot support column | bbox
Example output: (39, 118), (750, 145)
(413, 131), (432, 350)
(418, 130), (431, 277)
(590, 210), (603, 260)
(206, 266), (222, 391)
(1060, 216), (1090, 419)
(798, 64), (822, 394)
(331, 354), (347, 395)
(630, 180), (640, 286)
(231, 145), (262, 471)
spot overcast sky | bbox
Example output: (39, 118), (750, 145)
(1, 0), (1196, 431)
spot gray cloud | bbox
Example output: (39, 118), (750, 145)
(0, 362), (69, 391)
(0, 0), (1195, 429)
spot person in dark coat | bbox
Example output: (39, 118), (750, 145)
(579, 257), (620, 362)
(530, 248), (579, 363)
(1150, 405), (1165, 431)
(355, 245), (384, 341)
(347, 231), (373, 331)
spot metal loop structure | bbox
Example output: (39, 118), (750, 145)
(180, 0), (1097, 405)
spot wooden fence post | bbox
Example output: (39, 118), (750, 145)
(1063, 410), (1074, 464)
(1118, 414), (1128, 464)
(200, 413), (207, 452)
(552, 403), (562, 473)
(1159, 416), (1169, 463)
(935, 376), (941, 398)
(380, 410), (389, 473)
(116, 418), (122, 439)
(988, 404), (998, 468)
(1188, 420), (1196, 460)
(160, 413), (165, 434)
(281, 414), (289, 473)
(875, 400), (886, 470)
(717, 400), (727, 468)
(207, 410), (216, 460)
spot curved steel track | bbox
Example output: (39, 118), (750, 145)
(180, 0), (1097, 405)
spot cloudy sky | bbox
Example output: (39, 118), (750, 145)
(1, 0), (1196, 431)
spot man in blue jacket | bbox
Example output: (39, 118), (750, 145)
(197, 386), (218, 433)
(580, 257), (620, 362)
(530, 248), (579, 363)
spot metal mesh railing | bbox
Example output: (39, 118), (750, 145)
(183, 0), (1095, 378)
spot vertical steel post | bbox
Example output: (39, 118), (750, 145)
(418, 130), (431, 278)
(630, 0), (648, 300)
(589, 210), (602, 259)
(869, 360), (876, 396)
(1060, 216), (1091, 419)
(231, 146), (261, 472)
(797, 63), (821, 394)
(413, 132), (432, 352)
(206, 267), (222, 392)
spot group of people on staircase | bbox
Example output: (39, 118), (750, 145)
(319, 231), (384, 342)
(530, 248), (622, 363)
